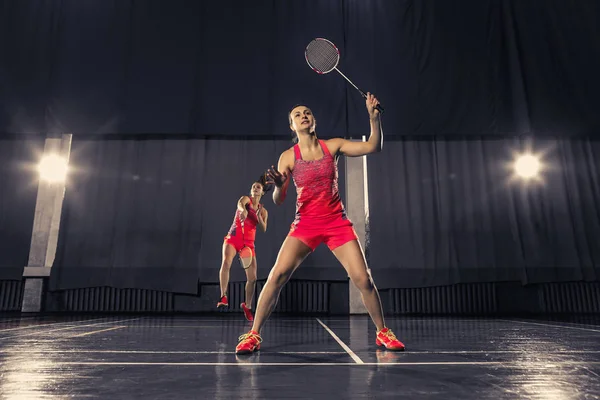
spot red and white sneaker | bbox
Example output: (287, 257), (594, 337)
(376, 327), (405, 351)
(217, 295), (228, 308)
(241, 302), (254, 321)
(235, 330), (262, 355)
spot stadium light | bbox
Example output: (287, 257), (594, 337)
(38, 154), (69, 183)
(514, 154), (540, 179)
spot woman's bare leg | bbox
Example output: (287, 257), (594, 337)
(244, 256), (258, 306)
(219, 242), (237, 298)
(250, 236), (312, 333)
(332, 240), (386, 331)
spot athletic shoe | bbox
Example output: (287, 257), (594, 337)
(241, 302), (254, 321)
(217, 295), (228, 308)
(236, 330), (262, 354)
(376, 327), (405, 351)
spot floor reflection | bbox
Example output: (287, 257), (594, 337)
(0, 315), (598, 399)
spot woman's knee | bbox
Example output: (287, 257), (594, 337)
(352, 272), (375, 292)
(245, 264), (257, 282)
(267, 268), (291, 287)
(220, 258), (233, 271)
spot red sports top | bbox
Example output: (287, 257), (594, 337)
(227, 199), (261, 242)
(291, 140), (347, 224)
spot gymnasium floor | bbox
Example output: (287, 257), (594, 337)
(1, 314), (599, 399)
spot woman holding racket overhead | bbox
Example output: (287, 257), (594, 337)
(218, 174), (270, 322)
(235, 94), (405, 354)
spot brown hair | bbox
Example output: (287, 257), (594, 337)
(255, 172), (272, 193)
(288, 104), (313, 144)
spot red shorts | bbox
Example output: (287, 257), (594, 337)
(288, 216), (358, 251)
(224, 235), (256, 257)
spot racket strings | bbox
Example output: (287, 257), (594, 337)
(306, 40), (339, 73)
(304, 37), (384, 112)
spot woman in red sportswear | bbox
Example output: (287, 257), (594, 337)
(218, 175), (270, 321)
(236, 93), (404, 353)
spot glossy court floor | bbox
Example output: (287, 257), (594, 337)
(1, 314), (599, 399)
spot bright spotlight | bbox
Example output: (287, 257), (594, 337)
(38, 154), (68, 183)
(514, 154), (540, 179)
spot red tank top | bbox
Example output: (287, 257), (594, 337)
(227, 199), (261, 241)
(291, 140), (346, 223)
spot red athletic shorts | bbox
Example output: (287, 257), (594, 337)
(289, 216), (358, 251)
(224, 234), (256, 257)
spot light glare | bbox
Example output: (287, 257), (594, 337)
(514, 154), (540, 179)
(38, 154), (68, 183)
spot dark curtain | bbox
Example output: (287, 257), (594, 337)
(367, 137), (600, 289)
(3, 0), (599, 292)
(49, 137), (347, 293)
(0, 0), (347, 137)
(0, 137), (44, 280)
(1, 0), (599, 138)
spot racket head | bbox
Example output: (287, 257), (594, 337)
(239, 246), (253, 269)
(305, 38), (340, 74)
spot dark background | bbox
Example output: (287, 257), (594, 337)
(1, 0), (598, 294)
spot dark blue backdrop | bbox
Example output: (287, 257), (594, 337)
(2, 0), (599, 138)
(1, 1), (599, 293)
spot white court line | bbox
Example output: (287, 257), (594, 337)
(111, 325), (239, 328)
(140, 318), (320, 322)
(319, 317), (499, 322)
(516, 319), (600, 329)
(401, 350), (600, 354)
(50, 361), (600, 367)
(315, 318), (363, 364)
(0, 317), (110, 332)
(499, 319), (600, 334)
(2, 349), (598, 355)
(0, 350), (347, 354)
(584, 367), (600, 379)
(68, 326), (127, 338)
(0, 318), (143, 340)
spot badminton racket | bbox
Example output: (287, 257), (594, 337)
(305, 38), (384, 113)
(239, 220), (253, 269)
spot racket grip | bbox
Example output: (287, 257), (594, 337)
(361, 92), (385, 114)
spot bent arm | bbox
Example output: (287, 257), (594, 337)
(258, 209), (268, 232)
(331, 115), (383, 157)
(237, 196), (250, 213)
(272, 180), (290, 206)
(272, 151), (293, 206)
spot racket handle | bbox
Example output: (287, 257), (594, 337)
(359, 92), (385, 114)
